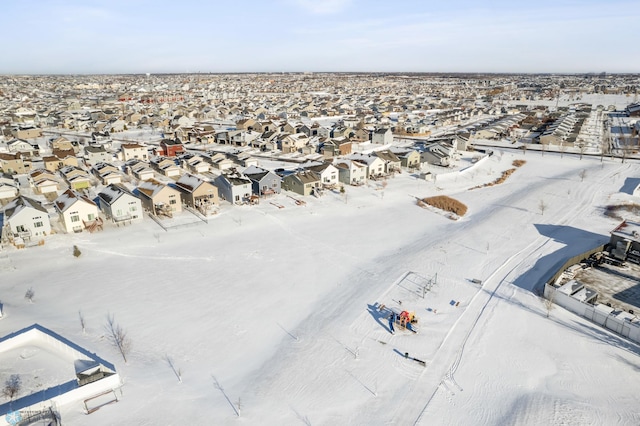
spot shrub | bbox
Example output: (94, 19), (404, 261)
(420, 196), (468, 216)
(512, 159), (526, 167)
(73, 245), (81, 258)
(470, 168), (516, 190)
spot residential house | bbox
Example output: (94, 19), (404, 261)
(1, 196), (51, 242)
(151, 157), (181, 178)
(320, 138), (352, 158)
(84, 145), (113, 166)
(373, 150), (402, 174)
(213, 170), (252, 204)
(97, 183), (143, 224)
(215, 130), (260, 147)
(11, 127), (42, 140)
(7, 139), (39, 157)
(174, 174), (219, 213)
(305, 162), (340, 187)
(0, 152), (29, 174)
(29, 169), (59, 194)
(126, 160), (155, 181)
(348, 153), (387, 178)
(180, 153), (210, 174)
(235, 118), (257, 131)
(59, 165), (92, 190)
(281, 133), (309, 154)
(136, 179), (182, 216)
(331, 126), (354, 139)
(390, 147), (421, 169)
(120, 143), (149, 162)
(242, 165), (282, 196)
(158, 139), (184, 157)
(92, 162), (123, 185)
(420, 142), (456, 167)
(371, 128), (393, 144)
(43, 149), (78, 172)
(282, 170), (321, 196)
(51, 136), (79, 154)
(205, 152), (236, 172)
(0, 179), (18, 200)
(54, 189), (101, 233)
(334, 159), (367, 186)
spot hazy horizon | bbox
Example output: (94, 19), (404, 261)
(1, 0), (638, 75)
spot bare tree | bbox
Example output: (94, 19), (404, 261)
(105, 314), (132, 363)
(79, 310), (86, 333)
(578, 143), (587, 160)
(539, 199), (547, 216)
(544, 287), (557, 318)
(24, 287), (35, 303)
(3, 374), (21, 401)
(579, 169), (587, 182)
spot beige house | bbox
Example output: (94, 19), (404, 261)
(60, 165), (92, 190)
(136, 179), (182, 216)
(51, 136), (79, 153)
(151, 157), (181, 178)
(390, 147), (421, 169)
(0, 152), (29, 174)
(281, 133), (309, 154)
(12, 127), (42, 139)
(43, 149), (78, 172)
(30, 169), (59, 194)
(126, 160), (155, 181)
(92, 162), (123, 185)
(121, 143), (149, 162)
(174, 174), (219, 214)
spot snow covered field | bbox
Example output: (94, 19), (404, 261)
(2, 148), (640, 425)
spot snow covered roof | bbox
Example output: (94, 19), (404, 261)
(2, 195), (47, 219)
(137, 179), (174, 198)
(98, 183), (136, 204)
(175, 174), (206, 193)
(610, 220), (640, 243)
(54, 189), (96, 213)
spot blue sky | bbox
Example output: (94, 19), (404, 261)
(1, 0), (638, 74)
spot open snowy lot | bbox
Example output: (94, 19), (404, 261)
(2, 148), (640, 425)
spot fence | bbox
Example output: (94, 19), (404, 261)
(545, 244), (606, 288)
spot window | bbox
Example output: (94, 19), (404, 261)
(130, 205), (137, 212)
(34, 221), (43, 228)
(169, 199), (176, 205)
(88, 214), (95, 221)
(70, 214), (80, 222)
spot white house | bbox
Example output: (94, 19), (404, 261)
(1, 196), (51, 241)
(54, 189), (101, 233)
(371, 128), (393, 144)
(305, 162), (340, 187)
(97, 184), (143, 224)
(348, 153), (386, 178)
(334, 159), (368, 186)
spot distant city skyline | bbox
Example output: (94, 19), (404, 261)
(1, 0), (638, 75)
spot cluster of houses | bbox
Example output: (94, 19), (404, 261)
(2, 73), (640, 248)
(0, 125), (462, 248)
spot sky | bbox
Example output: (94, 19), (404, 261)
(1, 0), (638, 74)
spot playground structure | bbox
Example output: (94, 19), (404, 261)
(379, 304), (418, 333)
